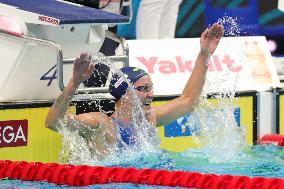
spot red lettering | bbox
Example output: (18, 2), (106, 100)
(136, 57), (158, 73)
(212, 55), (223, 71)
(136, 55), (241, 74)
(39, 16), (45, 22)
(38, 15), (59, 25)
(222, 54), (242, 72)
(176, 56), (193, 72)
(207, 60), (214, 72)
(158, 61), (177, 74)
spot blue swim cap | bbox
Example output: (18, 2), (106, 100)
(109, 67), (148, 100)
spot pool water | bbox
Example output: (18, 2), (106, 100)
(1, 144), (283, 188)
(105, 144), (284, 178)
(174, 144), (284, 178)
(0, 180), (178, 189)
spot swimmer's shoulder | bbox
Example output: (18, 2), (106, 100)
(74, 112), (114, 129)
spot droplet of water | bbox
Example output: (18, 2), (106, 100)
(218, 15), (241, 36)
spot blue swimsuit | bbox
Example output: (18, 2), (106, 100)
(112, 118), (137, 146)
(112, 118), (159, 149)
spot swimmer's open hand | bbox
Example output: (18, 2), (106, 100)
(73, 53), (96, 84)
(200, 23), (224, 56)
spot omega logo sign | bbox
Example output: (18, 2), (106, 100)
(0, 120), (28, 147)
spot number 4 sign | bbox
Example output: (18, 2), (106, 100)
(40, 65), (57, 86)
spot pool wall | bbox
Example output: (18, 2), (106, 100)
(0, 102), (75, 163)
(277, 89), (284, 135)
(0, 91), (262, 162)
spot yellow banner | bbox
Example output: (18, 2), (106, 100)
(280, 93), (284, 135)
(0, 94), (256, 160)
(0, 106), (75, 163)
(153, 95), (255, 152)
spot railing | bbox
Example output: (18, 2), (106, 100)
(0, 28), (129, 96)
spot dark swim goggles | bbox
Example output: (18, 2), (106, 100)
(134, 85), (153, 92)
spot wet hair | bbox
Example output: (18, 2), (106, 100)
(109, 67), (148, 101)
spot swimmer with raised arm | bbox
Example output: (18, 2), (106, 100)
(45, 23), (224, 156)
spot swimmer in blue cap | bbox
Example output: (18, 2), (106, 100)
(46, 23), (224, 157)
(109, 66), (149, 101)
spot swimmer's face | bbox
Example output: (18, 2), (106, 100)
(131, 75), (154, 107)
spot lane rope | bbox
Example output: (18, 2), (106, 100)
(0, 160), (284, 188)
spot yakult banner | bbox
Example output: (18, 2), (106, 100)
(127, 36), (281, 96)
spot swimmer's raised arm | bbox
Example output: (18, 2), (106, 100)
(154, 23), (224, 126)
(45, 53), (96, 132)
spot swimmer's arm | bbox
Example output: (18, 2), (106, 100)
(154, 23), (224, 126)
(154, 50), (209, 126)
(67, 112), (114, 138)
(45, 53), (95, 132)
(46, 88), (110, 135)
(45, 78), (80, 132)
(45, 79), (105, 133)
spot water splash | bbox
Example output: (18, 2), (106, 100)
(188, 92), (246, 163)
(180, 16), (247, 163)
(56, 53), (165, 167)
(217, 15), (241, 36)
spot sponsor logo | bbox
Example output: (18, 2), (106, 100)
(38, 15), (59, 25)
(0, 120), (28, 147)
(137, 55), (242, 74)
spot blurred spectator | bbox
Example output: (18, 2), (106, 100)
(136, 0), (182, 39)
(279, 0), (284, 11)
